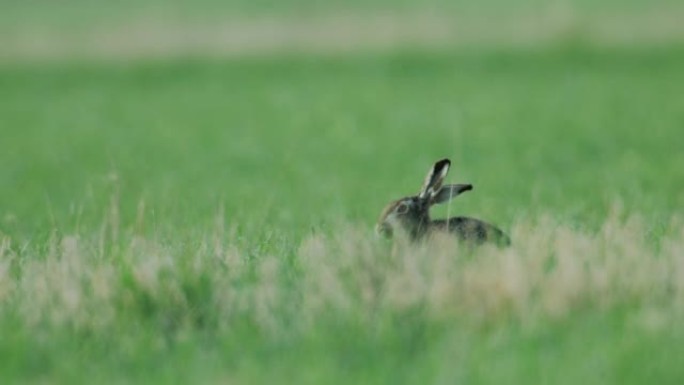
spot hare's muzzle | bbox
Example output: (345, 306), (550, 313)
(375, 223), (393, 238)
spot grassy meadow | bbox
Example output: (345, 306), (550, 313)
(1, 1), (684, 384)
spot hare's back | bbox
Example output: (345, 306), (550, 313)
(432, 217), (510, 246)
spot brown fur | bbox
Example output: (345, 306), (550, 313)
(376, 159), (510, 246)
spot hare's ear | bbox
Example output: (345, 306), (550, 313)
(431, 184), (473, 205)
(419, 159), (451, 199)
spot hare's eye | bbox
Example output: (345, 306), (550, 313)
(396, 203), (409, 214)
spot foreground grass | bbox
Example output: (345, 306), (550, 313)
(1, 213), (684, 384)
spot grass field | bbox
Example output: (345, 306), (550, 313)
(1, 1), (684, 384)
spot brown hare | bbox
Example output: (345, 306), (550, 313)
(376, 158), (510, 246)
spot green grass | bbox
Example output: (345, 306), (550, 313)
(2, 48), (683, 238)
(3, 0), (680, 27)
(1, 41), (684, 384)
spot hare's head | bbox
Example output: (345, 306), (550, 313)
(375, 159), (472, 239)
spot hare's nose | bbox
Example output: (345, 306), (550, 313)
(375, 223), (392, 238)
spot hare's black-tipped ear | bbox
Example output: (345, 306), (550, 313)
(431, 184), (473, 205)
(419, 158), (451, 199)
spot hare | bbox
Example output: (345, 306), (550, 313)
(376, 158), (510, 246)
